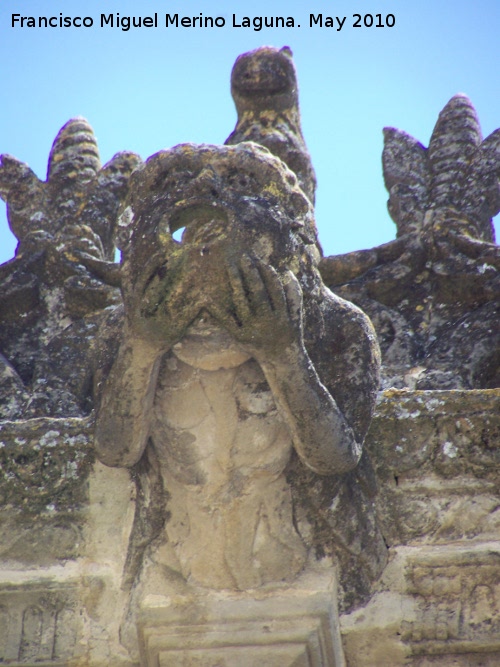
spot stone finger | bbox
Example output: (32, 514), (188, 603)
(226, 260), (253, 323)
(207, 299), (241, 334)
(256, 261), (287, 313)
(282, 270), (303, 321)
(238, 255), (273, 314)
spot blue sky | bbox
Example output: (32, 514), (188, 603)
(1, 0), (499, 264)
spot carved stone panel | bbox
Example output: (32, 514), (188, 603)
(0, 580), (84, 665)
(403, 547), (500, 657)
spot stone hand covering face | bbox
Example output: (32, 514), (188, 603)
(94, 142), (380, 620)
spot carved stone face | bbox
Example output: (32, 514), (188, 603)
(120, 143), (317, 333)
(230, 46), (297, 113)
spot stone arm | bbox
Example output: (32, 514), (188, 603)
(304, 287), (381, 456)
(209, 256), (380, 476)
(258, 342), (363, 475)
(94, 334), (162, 468)
(318, 235), (412, 287)
(94, 243), (202, 468)
(95, 247), (380, 476)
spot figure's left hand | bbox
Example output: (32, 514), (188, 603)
(209, 254), (304, 360)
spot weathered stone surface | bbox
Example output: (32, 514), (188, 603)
(138, 564), (345, 666)
(0, 47), (499, 667)
(367, 389), (500, 546)
(404, 547), (500, 650)
(0, 418), (93, 565)
(341, 389), (500, 666)
(0, 425), (135, 666)
(0, 118), (140, 420)
(342, 543), (500, 667)
(0, 577), (86, 665)
(320, 95), (500, 391)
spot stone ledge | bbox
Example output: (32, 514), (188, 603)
(138, 567), (345, 667)
(367, 388), (500, 547)
(145, 618), (330, 667)
(408, 653), (500, 667)
(411, 640), (500, 656)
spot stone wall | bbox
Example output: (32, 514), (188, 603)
(341, 389), (500, 666)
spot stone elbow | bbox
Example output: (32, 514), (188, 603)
(94, 422), (140, 469)
(298, 431), (363, 477)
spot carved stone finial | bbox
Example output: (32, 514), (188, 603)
(0, 119), (141, 417)
(225, 46), (317, 204)
(0, 117), (141, 260)
(321, 94), (500, 391)
(383, 94), (500, 242)
(427, 94), (482, 207)
(47, 117), (101, 186)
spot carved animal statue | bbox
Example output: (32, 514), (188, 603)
(94, 142), (380, 607)
(225, 46), (317, 204)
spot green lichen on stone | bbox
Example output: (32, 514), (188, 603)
(0, 417), (94, 512)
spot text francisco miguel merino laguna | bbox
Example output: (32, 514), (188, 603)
(11, 12), (346, 31)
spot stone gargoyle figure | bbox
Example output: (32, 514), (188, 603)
(94, 142), (381, 610)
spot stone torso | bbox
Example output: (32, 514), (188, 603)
(150, 316), (307, 590)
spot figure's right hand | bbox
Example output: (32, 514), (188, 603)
(121, 239), (203, 350)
